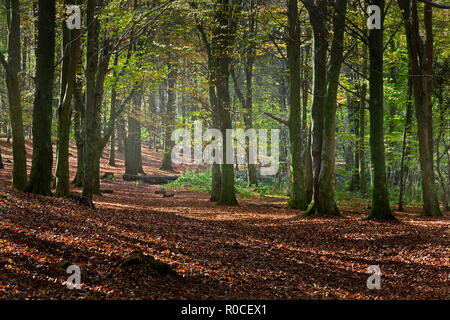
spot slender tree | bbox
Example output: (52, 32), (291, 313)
(160, 63), (177, 171)
(286, 0), (308, 209)
(55, 0), (81, 197)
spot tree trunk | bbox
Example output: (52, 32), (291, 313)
(359, 81), (367, 194)
(72, 79), (84, 187)
(108, 54), (119, 167)
(286, 0), (307, 210)
(126, 92), (144, 175)
(367, 0), (395, 220)
(398, 0), (441, 216)
(212, 0), (240, 206)
(55, 0), (81, 197)
(82, 0), (101, 206)
(304, 1), (327, 215)
(25, 0), (56, 196)
(315, 0), (347, 216)
(304, 0), (347, 216)
(398, 77), (413, 211)
(2, 0), (27, 190)
(160, 63), (176, 171)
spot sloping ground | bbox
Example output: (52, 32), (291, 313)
(0, 139), (449, 299)
(0, 138), (187, 180)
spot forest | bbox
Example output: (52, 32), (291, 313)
(0, 0), (448, 301)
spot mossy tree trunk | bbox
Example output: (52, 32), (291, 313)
(304, 0), (347, 216)
(398, 0), (441, 217)
(55, 0), (81, 197)
(367, 0), (395, 220)
(25, 0), (56, 196)
(82, 0), (101, 205)
(212, 0), (241, 206)
(0, 0), (27, 191)
(315, 0), (347, 216)
(72, 79), (84, 187)
(194, 8), (222, 202)
(286, 0), (307, 210)
(304, 1), (327, 216)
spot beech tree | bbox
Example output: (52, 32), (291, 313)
(0, 0), (27, 191)
(303, 0), (348, 216)
(25, 0), (56, 196)
(397, 0), (442, 217)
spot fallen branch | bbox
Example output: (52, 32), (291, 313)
(123, 174), (179, 185)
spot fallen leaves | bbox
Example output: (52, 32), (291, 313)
(0, 143), (448, 300)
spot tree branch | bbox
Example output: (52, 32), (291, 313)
(264, 111), (288, 126)
(418, 0), (450, 9)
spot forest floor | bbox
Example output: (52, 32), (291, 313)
(0, 139), (449, 300)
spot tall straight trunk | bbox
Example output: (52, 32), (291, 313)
(72, 78), (84, 187)
(108, 121), (116, 166)
(349, 97), (360, 192)
(244, 0), (257, 187)
(209, 71), (222, 202)
(305, 123), (313, 202)
(82, 0), (101, 206)
(55, 0), (81, 197)
(302, 74), (313, 202)
(244, 56), (257, 186)
(398, 77), (413, 211)
(194, 12), (222, 201)
(108, 54), (119, 167)
(287, 0), (307, 210)
(435, 84), (449, 211)
(1, 0), (27, 190)
(212, 0), (240, 206)
(359, 82), (367, 193)
(25, 0), (56, 196)
(126, 91), (144, 175)
(117, 116), (125, 153)
(398, 0), (441, 216)
(160, 64), (176, 171)
(315, 0), (347, 216)
(367, 0), (395, 220)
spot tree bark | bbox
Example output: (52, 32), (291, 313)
(212, 0), (241, 206)
(25, 0), (56, 196)
(287, 0), (307, 209)
(315, 0), (347, 216)
(367, 0), (395, 220)
(1, 0), (27, 190)
(398, 77), (413, 211)
(160, 63), (176, 171)
(55, 0), (81, 197)
(82, 0), (101, 206)
(304, 0), (347, 216)
(397, 0), (441, 216)
(303, 1), (327, 215)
